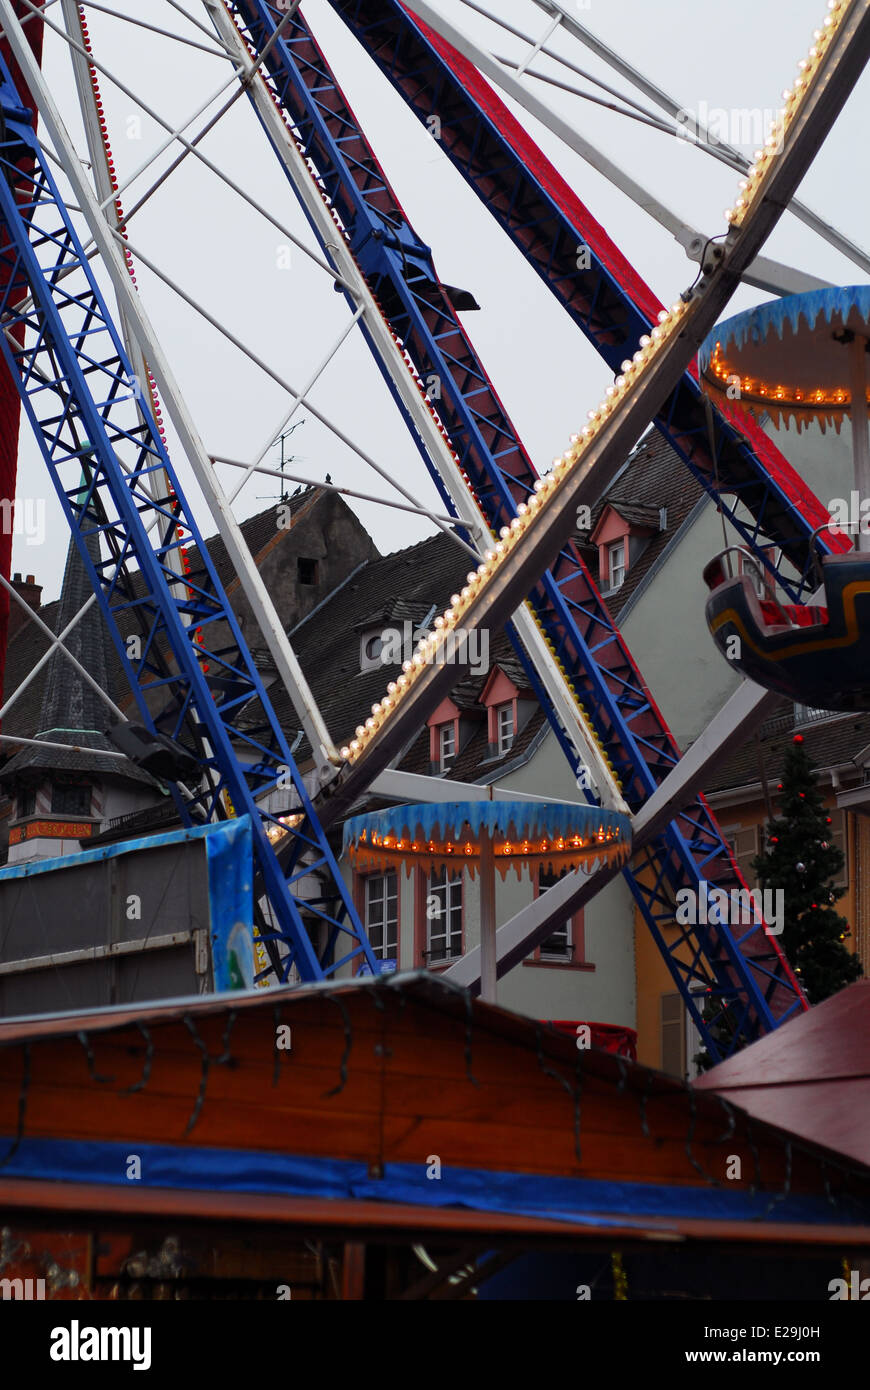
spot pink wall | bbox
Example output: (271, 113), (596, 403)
(590, 508), (631, 588)
(427, 696), (460, 762)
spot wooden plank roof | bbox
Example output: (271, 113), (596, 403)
(0, 974), (868, 1244)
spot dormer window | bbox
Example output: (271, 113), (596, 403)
(480, 664), (534, 761)
(607, 539), (626, 590)
(590, 502), (660, 592)
(439, 722), (455, 772)
(496, 703), (514, 755)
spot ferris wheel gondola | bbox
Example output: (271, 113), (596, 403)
(701, 286), (870, 709)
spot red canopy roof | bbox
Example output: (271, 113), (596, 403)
(694, 980), (870, 1166)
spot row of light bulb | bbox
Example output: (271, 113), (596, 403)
(724, 0), (847, 231)
(336, 0), (846, 771)
(337, 301), (695, 764)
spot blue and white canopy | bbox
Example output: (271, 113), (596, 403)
(699, 285), (870, 431)
(343, 800), (632, 880)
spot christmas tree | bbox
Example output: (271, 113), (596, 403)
(751, 734), (862, 1005)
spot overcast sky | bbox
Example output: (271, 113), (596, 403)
(11, 0), (870, 601)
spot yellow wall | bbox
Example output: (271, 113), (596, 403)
(634, 794), (865, 1072)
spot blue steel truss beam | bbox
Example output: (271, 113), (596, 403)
(0, 55), (380, 984)
(224, 0), (806, 1057)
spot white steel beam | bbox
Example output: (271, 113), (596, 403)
(60, 0), (184, 577)
(424, 0), (846, 296)
(528, 0), (870, 278)
(0, 575), (124, 722)
(369, 768), (578, 805)
(211, 453), (478, 530)
(445, 847), (612, 987)
(444, 677), (779, 991)
(205, 0), (627, 813)
(80, 1), (231, 59)
(115, 227), (481, 562)
(22, 0), (351, 292)
(631, 682), (779, 850)
(1, 0), (340, 774)
(0, 733), (128, 758)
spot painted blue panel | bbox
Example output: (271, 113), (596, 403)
(207, 817), (254, 991)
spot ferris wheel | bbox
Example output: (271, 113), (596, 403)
(0, 0), (869, 1063)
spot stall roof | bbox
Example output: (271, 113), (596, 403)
(694, 979), (870, 1166)
(1, 973), (869, 1246)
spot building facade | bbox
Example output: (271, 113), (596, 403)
(2, 410), (865, 1053)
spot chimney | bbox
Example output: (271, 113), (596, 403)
(8, 573), (42, 639)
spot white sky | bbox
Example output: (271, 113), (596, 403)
(10, 0), (870, 601)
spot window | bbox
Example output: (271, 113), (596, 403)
(496, 703), (514, 755)
(439, 722), (455, 772)
(425, 869), (463, 963)
(16, 788), (35, 820)
(297, 557), (318, 585)
(51, 784), (91, 817)
(607, 539), (625, 590)
(364, 872), (398, 962)
(537, 868), (573, 959)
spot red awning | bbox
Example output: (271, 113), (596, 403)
(545, 1021), (637, 1060)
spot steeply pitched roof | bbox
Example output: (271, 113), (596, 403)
(703, 698), (870, 795)
(2, 511), (549, 804)
(1, 495), (325, 745)
(0, 533), (153, 787)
